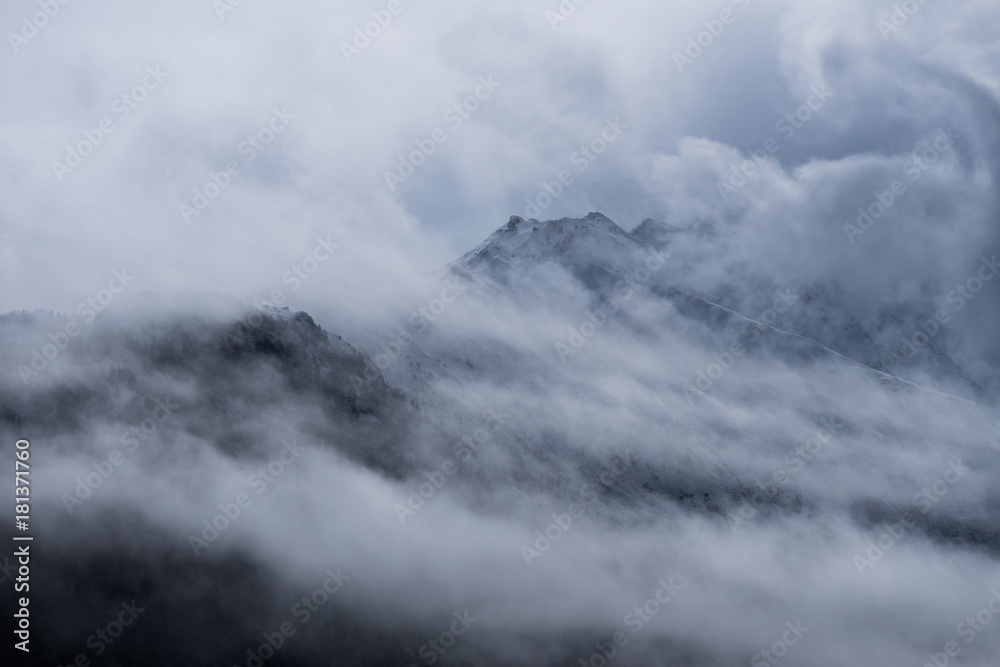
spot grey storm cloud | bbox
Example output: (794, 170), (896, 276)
(0, 0), (993, 322)
(3, 0), (1000, 665)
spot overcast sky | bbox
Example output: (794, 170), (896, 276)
(5, 4), (1000, 663)
(1, 0), (998, 341)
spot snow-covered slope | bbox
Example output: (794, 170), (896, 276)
(358, 212), (999, 539)
(3, 215), (1000, 666)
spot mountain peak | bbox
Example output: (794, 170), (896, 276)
(582, 210), (617, 226)
(448, 212), (668, 296)
(454, 212), (639, 272)
(501, 211), (624, 234)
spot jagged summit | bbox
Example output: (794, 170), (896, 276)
(505, 211), (624, 231)
(453, 212), (659, 282)
(489, 211), (631, 245)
